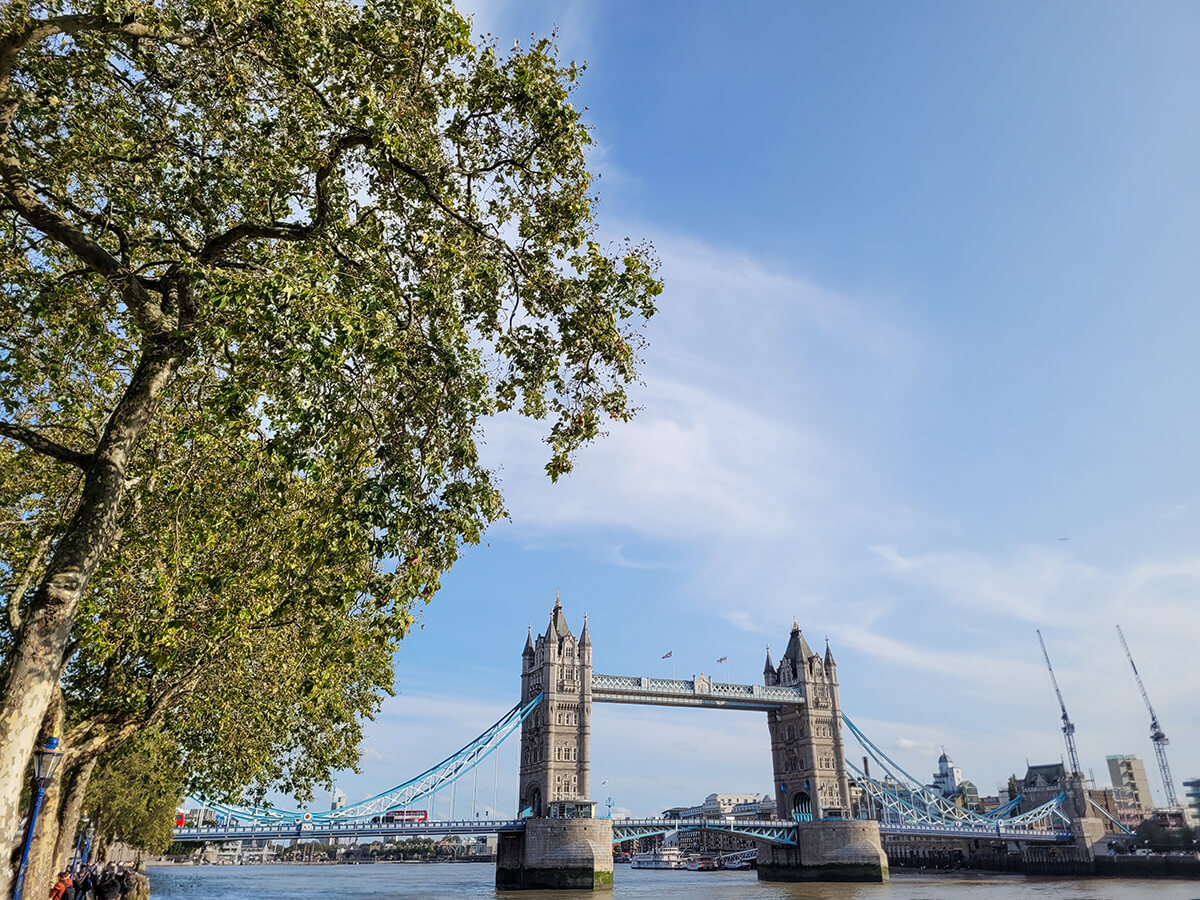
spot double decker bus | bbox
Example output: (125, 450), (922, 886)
(370, 809), (428, 824)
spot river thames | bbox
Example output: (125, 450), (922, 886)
(147, 863), (1200, 898)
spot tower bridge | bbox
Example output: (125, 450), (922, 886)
(177, 598), (1093, 890)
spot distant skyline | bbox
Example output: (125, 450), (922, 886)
(321, 1), (1200, 820)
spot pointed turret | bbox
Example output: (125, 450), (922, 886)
(782, 620), (814, 666)
(580, 613), (591, 647)
(523, 623), (535, 658)
(545, 591), (573, 641)
(824, 637), (836, 669)
(763, 645), (778, 685)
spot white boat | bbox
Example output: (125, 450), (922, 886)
(630, 846), (686, 869)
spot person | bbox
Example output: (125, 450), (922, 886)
(72, 865), (94, 900)
(92, 865), (121, 900)
(48, 870), (74, 900)
(116, 866), (136, 900)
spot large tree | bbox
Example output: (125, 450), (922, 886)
(0, 0), (660, 885)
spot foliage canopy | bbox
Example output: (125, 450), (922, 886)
(0, 0), (660, 856)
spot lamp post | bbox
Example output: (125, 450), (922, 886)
(82, 821), (95, 867)
(70, 815), (90, 872)
(13, 736), (64, 900)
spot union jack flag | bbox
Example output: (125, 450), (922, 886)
(716, 656), (727, 664)
(661, 650), (672, 659)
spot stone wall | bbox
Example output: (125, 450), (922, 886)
(758, 820), (888, 882)
(496, 819), (614, 891)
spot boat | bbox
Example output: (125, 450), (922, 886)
(685, 854), (718, 871)
(630, 846), (686, 869)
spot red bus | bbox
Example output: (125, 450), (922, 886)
(370, 809), (428, 823)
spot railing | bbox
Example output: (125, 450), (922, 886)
(591, 673), (804, 710)
(174, 818), (527, 842)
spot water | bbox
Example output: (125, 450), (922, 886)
(148, 863), (1200, 899)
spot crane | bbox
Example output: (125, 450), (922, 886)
(1036, 630), (1083, 776)
(1116, 624), (1178, 808)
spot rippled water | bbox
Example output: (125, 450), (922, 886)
(148, 862), (1200, 899)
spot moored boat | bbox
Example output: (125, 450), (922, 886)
(630, 846), (686, 869)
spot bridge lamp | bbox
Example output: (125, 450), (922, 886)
(13, 735), (65, 900)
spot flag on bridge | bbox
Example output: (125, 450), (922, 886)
(716, 656), (727, 664)
(661, 650), (672, 659)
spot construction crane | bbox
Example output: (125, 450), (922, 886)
(1116, 624), (1178, 808)
(1036, 630), (1083, 776)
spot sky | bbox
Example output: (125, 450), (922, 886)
(322, 1), (1200, 820)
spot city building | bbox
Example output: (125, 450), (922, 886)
(930, 750), (963, 797)
(928, 749), (981, 812)
(1184, 778), (1200, 826)
(674, 792), (766, 819)
(730, 794), (775, 820)
(1106, 755), (1153, 810)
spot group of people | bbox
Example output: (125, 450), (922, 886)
(49, 863), (137, 900)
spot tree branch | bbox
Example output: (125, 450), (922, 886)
(0, 14), (200, 332)
(0, 422), (92, 468)
(200, 133), (371, 261)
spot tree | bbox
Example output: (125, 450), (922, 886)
(0, 0), (661, 885)
(82, 731), (186, 859)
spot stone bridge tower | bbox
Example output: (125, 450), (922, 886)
(518, 595), (592, 818)
(764, 622), (852, 820)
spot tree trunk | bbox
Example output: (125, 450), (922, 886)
(0, 341), (183, 896)
(21, 773), (62, 900)
(53, 758), (97, 873)
(14, 696), (65, 900)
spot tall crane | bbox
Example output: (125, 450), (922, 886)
(1116, 624), (1178, 808)
(1036, 630), (1083, 776)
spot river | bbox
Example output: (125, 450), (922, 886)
(147, 863), (1200, 898)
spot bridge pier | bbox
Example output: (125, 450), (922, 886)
(757, 820), (888, 883)
(496, 818), (614, 891)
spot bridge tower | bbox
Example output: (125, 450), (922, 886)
(501, 596), (612, 890)
(518, 594), (592, 818)
(764, 623), (852, 820)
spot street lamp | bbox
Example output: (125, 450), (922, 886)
(82, 821), (96, 867)
(13, 735), (64, 900)
(70, 815), (89, 872)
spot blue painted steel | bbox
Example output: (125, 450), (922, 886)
(188, 693), (544, 826)
(12, 784), (46, 900)
(175, 819), (527, 842)
(610, 818), (797, 846)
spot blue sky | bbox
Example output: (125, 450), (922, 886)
(327, 1), (1200, 819)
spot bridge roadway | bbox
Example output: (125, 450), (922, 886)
(173, 819), (525, 843)
(174, 816), (1073, 846)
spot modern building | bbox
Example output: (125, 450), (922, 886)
(1184, 778), (1200, 826)
(1106, 755), (1153, 810)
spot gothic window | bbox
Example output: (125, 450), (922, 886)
(571, 747), (577, 761)
(555, 747), (560, 761)
(786, 724), (795, 742)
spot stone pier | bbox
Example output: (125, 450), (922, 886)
(496, 818), (614, 891)
(757, 820), (889, 882)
